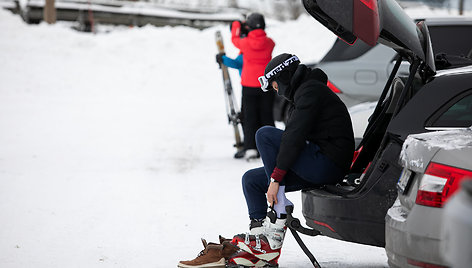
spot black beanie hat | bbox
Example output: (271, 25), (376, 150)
(264, 53), (300, 84)
(258, 53), (301, 94)
(246, 13), (265, 30)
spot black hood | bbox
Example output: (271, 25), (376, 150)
(278, 65), (328, 101)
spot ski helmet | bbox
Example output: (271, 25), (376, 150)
(246, 13), (265, 30)
(258, 53), (300, 92)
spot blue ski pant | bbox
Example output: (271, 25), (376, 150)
(242, 126), (344, 220)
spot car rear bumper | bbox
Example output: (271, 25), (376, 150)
(385, 200), (447, 267)
(302, 187), (389, 247)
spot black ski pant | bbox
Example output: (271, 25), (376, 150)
(241, 86), (275, 151)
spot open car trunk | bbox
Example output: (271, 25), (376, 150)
(300, 0), (437, 247)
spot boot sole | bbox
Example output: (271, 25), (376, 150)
(226, 264), (278, 268)
(177, 258), (225, 268)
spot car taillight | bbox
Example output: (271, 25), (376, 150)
(416, 162), (472, 208)
(353, 0), (380, 46)
(327, 80), (342, 93)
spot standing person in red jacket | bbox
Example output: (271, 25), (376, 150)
(231, 13), (276, 160)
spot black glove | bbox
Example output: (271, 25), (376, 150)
(216, 52), (225, 64)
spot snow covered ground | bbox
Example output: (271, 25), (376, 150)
(2, 5), (466, 267)
(0, 9), (387, 267)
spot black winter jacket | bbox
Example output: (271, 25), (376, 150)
(276, 65), (355, 176)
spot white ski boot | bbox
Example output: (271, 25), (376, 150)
(250, 210), (286, 250)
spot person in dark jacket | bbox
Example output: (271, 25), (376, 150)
(230, 13), (276, 160)
(227, 53), (354, 266)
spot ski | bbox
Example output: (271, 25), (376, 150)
(215, 30), (244, 153)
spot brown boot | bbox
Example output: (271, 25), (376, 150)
(218, 235), (231, 244)
(221, 240), (239, 260)
(217, 235), (239, 260)
(178, 239), (226, 268)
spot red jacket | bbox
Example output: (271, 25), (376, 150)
(231, 21), (275, 88)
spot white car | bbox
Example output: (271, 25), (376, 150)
(386, 127), (472, 268)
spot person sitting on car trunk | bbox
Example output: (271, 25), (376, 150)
(227, 53), (355, 266)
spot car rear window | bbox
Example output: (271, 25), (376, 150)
(429, 25), (472, 57)
(428, 91), (472, 127)
(320, 38), (373, 62)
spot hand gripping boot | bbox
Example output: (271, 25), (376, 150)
(250, 210), (287, 250)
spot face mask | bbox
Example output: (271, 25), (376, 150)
(276, 80), (292, 100)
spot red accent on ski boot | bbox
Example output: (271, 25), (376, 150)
(228, 233), (280, 267)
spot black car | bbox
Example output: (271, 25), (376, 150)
(286, 0), (472, 253)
